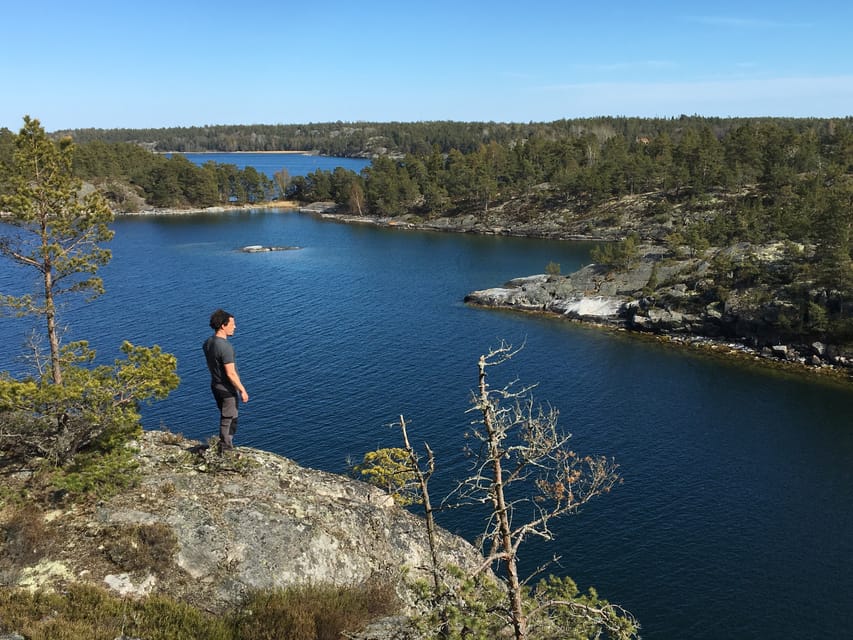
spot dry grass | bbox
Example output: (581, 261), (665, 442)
(102, 522), (178, 575)
(0, 579), (399, 640)
(235, 578), (399, 640)
(0, 504), (58, 586)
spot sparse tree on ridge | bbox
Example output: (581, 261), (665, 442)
(355, 345), (637, 640)
(0, 116), (114, 385)
(453, 343), (626, 640)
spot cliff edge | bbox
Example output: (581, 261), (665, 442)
(4, 430), (485, 617)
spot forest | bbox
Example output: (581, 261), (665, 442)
(1, 115), (851, 347)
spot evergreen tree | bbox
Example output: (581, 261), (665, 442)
(0, 117), (113, 384)
(813, 168), (853, 292)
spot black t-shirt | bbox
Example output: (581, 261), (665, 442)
(203, 336), (235, 389)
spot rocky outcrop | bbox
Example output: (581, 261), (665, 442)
(240, 244), (300, 252)
(313, 190), (700, 241)
(9, 431), (486, 616)
(465, 243), (853, 375)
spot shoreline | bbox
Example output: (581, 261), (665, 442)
(115, 200), (301, 217)
(465, 301), (853, 386)
(117, 202), (852, 384)
(158, 150), (316, 155)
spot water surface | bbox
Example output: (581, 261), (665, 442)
(1, 196), (851, 640)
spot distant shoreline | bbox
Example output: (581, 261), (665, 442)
(160, 150), (315, 155)
(116, 200), (301, 216)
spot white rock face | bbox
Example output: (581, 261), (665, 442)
(558, 296), (623, 318)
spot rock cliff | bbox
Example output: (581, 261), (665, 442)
(8, 431), (485, 617)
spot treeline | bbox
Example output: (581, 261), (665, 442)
(3, 117), (851, 255)
(52, 120), (536, 156)
(283, 117), (853, 333)
(2, 115), (852, 348)
(291, 118), (852, 242)
(3, 116), (851, 253)
(50, 115), (847, 157)
(0, 134), (278, 210)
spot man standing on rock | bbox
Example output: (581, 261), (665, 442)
(203, 309), (249, 454)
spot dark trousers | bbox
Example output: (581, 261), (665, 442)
(212, 384), (238, 452)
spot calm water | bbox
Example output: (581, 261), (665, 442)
(169, 152), (370, 178)
(2, 169), (852, 639)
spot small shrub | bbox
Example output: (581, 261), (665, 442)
(642, 262), (659, 297)
(51, 444), (140, 501)
(351, 447), (419, 506)
(158, 427), (186, 445)
(0, 584), (231, 640)
(197, 442), (257, 474)
(102, 522), (177, 575)
(159, 480), (177, 497)
(546, 261), (561, 276)
(590, 233), (639, 270)
(235, 578), (398, 640)
(0, 504), (55, 580)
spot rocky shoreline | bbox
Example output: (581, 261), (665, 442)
(308, 207), (853, 381)
(463, 252), (853, 382)
(118, 201), (852, 382)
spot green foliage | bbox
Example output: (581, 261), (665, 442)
(0, 123), (179, 494)
(413, 568), (638, 640)
(0, 341), (179, 484)
(545, 261), (561, 276)
(642, 261), (659, 297)
(590, 233), (639, 270)
(683, 222), (711, 257)
(49, 444), (140, 499)
(128, 155), (275, 209)
(0, 116), (114, 384)
(351, 447), (420, 506)
(806, 301), (829, 334)
(528, 575), (638, 640)
(69, 138), (276, 210)
(414, 568), (508, 639)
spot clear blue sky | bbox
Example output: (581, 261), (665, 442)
(3, 0), (851, 131)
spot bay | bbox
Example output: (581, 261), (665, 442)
(1, 158), (852, 639)
(167, 151), (370, 178)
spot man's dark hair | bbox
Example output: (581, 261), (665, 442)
(209, 308), (233, 331)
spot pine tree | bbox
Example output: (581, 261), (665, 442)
(0, 116), (114, 385)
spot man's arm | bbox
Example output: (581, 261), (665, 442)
(224, 362), (249, 403)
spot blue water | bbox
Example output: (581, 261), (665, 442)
(2, 172), (853, 638)
(168, 152), (370, 178)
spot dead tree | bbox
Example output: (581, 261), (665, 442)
(355, 345), (637, 639)
(450, 343), (625, 640)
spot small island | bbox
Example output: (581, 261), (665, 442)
(240, 244), (300, 253)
